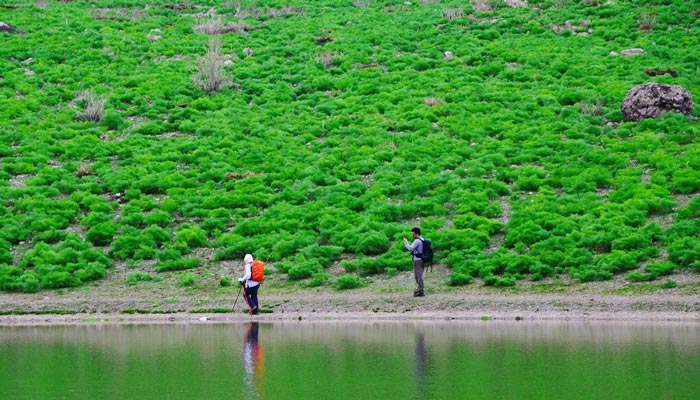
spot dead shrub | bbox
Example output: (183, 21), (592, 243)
(76, 90), (105, 122)
(638, 13), (655, 31)
(76, 163), (94, 177)
(470, 0), (493, 12)
(579, 99), (603, 116)
(423, 97), (443, 107)
(268, 7), (303, 17)
(194, 14), (247, 35)
(442, 7), (464, 22)
(644, 68), (678, 77)
(192, 35), (233, 94)
(319, 51), (334, 69)
(194, 14), (224, 34)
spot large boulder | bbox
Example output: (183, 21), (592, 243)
(0, 22), (15, 33)
(621, 83), (693, 122)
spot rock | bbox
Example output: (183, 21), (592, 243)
(621, 83), (694, 122)
(620, 48), (645, 56)
(0, 22), (15, 33)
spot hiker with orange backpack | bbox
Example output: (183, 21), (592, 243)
(238, 254), (263, 315)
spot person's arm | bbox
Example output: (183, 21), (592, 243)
(403, 238), (421, 253)
(240, 262), (252, 286)
(243, 262), (252, 281)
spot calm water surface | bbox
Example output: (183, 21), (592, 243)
(1, 320), (699, 400)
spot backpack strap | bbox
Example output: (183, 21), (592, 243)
(418, 238), (432, 272)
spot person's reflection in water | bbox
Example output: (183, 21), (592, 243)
(414, 331), (431, 400)
(243, 322), (265, 400)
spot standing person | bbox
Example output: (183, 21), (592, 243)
(403, 227), (425, 297)
(239, 254), (260, 315)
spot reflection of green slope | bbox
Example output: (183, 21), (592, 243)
(1, 1), (699, 292)
(2, 321), (700, 400)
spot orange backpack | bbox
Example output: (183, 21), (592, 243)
(251, 260), (265, 283)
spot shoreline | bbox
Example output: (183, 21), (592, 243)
(1, 310), (699, 327)
(2, 291), (699, 326)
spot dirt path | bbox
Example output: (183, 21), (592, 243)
(1, 267), (699, 326)
(2, 290), (699, 326)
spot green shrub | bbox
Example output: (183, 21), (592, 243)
(35, 229), (66, 244)
(305, 272), (330, 288)
(448, 272), (473, 286)
(0, 240), (11, 265)
(174, 225), (208, 249)
(101, 111), (126, 131)
(505, 220), (550, 247)
(483, 274), (517, 287)
(645, 261), (677, 277)
(298, 245), (344, 268)
(201, 217), (226, 234)
(571, 267), (613, 282)
(355, 232), (390, 255)
(626, 271), (656, 282)
(671, 169), (700, 194)
(668, 237), (700, 270)
(676, 197), (700, 220)
(86, 222), (119, 246)
(595, 251), (639, 274)
(219, 276), (232, 287)
(333, 274), (366, 290)
(144, 210), (173, 227)
(126, 272), (161, 286)
(110, 226), (169, 260)
(215, 234), (257, 261)
(342, 248), (408, 275)
(177, 273), (196, 287)
(288, 259), (324, 280)
(269, 231), (318, 260)
(661, 279), (677, 289)
(81, 212), (113, 228)
(11, 236), (111, 292)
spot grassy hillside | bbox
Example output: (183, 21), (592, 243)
(1, 0), (699, 293)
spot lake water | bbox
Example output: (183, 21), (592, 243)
(1, 320), (699, 400)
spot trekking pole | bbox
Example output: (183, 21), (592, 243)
(232, 284), (243, 311)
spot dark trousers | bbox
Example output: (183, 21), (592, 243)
(413, 259), (424, 292)
(244, 285), (259, 311)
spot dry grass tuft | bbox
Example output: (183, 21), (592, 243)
(423, 97), (443, 107)
(579, 99), (603, 116)
(192, 35), (233, 94)
(76, 90), (105, 122)
(442, 7), (464, 22)
(353, 0), (372, 8)
(194, 14), (247, 35)
(76, 163), (94, 177)
(638, 13), (655, 31)
(319, 51), (334, 69)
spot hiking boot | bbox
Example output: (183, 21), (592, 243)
(251, 307), (260, 315)
(413, 291), (424, 297)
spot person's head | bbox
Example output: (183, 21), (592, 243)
(411, 227), (421, 238)
(244, 254), (254, 264)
